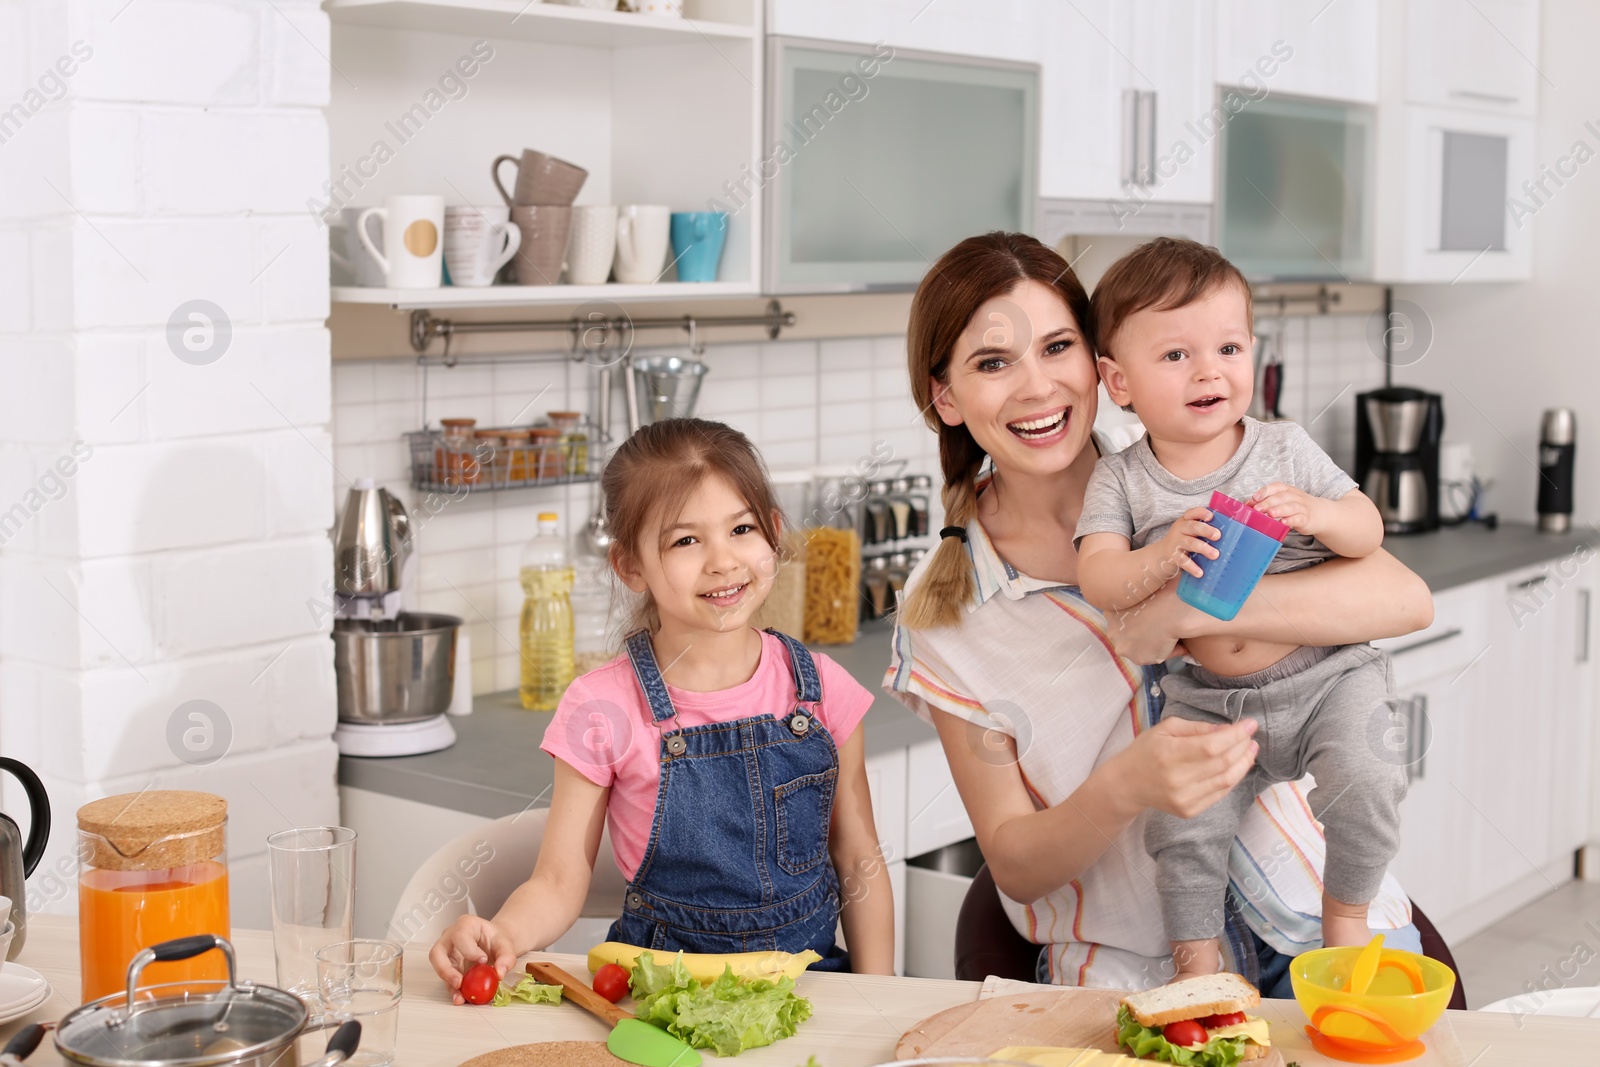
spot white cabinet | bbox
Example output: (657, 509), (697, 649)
(1038, 1), (1215, 205)
(1387, 670), (1474, 922)
(1215, 0), (1379, 103)
(767, 0), (1036, 62)
(906, 738), (976, 858)
(1405, 0), (1541, 116)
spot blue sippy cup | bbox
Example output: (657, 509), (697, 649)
(1176, 491), (1291, 621)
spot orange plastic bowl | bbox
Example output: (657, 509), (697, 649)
(1290, 946), (1455, 1061)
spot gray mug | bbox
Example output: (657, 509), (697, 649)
(492, 149), (588, 208)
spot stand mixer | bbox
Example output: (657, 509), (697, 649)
(332, 479), (459, 757)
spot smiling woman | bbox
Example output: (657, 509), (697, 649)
(884, 231), (1435, 995)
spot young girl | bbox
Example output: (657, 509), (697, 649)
(429, 418), (894, 1000)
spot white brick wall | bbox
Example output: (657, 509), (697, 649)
(0, 0), (336, 929)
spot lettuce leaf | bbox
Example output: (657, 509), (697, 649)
(628, 951), (813, 1056)
(491, 976), (563, 1006)
(1115, 1006), (1247, 1067)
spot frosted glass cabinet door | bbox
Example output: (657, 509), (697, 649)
(763, 39), (1038, 292)
(1217, 96), (1373, 281)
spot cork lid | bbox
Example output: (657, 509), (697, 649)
(77, 791), (227, 871)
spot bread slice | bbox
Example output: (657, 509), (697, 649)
(1120, 973), (1262, 1029)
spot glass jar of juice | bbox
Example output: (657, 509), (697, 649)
(77, 790), (230, 1002)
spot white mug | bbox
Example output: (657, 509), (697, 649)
(614, 205), (671, 285)
(358, 195), (445, 289)
(568, 205), (619, 285)
(444, 205), (521, 288)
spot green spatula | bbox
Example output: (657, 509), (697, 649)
(524, 961), (701, 1067)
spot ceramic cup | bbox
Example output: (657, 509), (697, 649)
(358, 195), (445, 289)
(444, 205), (521, 287)
(328, 207), (387, 287)
(567, 205), (619, 285)
(511, 204), (574, 285)
(492, 149), (588, 208)
(669, 211), (728, 283)
(614, 204), (671, 284)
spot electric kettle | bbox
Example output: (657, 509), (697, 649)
(0, 757), (51, 961)
(333, 479), (412, 599)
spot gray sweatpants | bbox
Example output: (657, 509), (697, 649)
(1145, 643), (1407, 943)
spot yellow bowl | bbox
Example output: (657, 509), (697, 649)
(1290, 945), (1455, 1054)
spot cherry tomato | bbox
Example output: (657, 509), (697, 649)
(1162, 1020), (1208, 1048)
(593, 963), (630, 1003)
(460, 963), (499, 1005)
(1198, 1011), (1246, 1028)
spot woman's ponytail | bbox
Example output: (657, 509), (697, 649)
(899, 427), (984, 629)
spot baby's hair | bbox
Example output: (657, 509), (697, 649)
(602, 417), (783, 634)
(1092, 237), (1252, 364)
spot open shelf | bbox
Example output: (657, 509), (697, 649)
(333, 281), (758, 310)
(325, 0), (754, 47)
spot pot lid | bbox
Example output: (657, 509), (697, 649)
(57, 983), (308, 1067)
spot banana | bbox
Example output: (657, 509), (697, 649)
(586, 941), (822, 984)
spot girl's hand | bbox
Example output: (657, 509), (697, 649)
(1103, 581), (1196, 664)
(1155, 507), (1220, 581)
(1251, 482), (1323, 536)
(429, 915), (517, 1005)
(1111, 716), (1259, 819)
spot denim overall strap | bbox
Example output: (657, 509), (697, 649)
(624, 629), (680, 725)
(764, 628), (822, 706)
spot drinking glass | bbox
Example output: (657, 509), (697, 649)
(317, 939), (404, 1067)
(268, 826), (357, 999)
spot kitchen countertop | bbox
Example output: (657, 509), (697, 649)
(340, 521), (1592, 818)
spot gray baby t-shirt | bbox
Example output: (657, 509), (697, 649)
(1074, 416), (1358, 572)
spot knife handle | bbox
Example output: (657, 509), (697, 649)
(525, 961), (633, 1028)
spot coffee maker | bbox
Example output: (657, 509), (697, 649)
(1355, 387), (1444, 534)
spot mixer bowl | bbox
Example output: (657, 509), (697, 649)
(333, 612), (461, 724)
(1291, 945), (1454, 1060)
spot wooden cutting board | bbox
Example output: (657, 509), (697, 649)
(458, 1042), (626, 1067)
(895, 990), (1286, 1067)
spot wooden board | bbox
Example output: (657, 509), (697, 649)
(895, 990), (1285, 1067)
(458, 1042), (624, 1067)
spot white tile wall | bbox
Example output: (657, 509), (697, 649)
(331, 336), (941, 696)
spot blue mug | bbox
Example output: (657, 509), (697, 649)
(670, 212), (728, 283)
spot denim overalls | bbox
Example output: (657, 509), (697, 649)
(605, 629), (849, 971)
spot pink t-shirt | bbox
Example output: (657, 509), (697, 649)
(539, 630), (874, 881)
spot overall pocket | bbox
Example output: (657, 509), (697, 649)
(773, 768), (838, 875)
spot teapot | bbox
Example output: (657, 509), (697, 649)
(0, 757), (50, 961)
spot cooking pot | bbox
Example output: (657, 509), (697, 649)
(1, 935), (360, 1067)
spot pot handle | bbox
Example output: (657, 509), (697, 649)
(119, 936), (238, 1026)
(1, 1023), (49, 1066)
(306, 1021), (362, 1067)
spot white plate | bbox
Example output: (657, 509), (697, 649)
(0, 963), (52, 1025)
(1479, 985), (1600, 1018)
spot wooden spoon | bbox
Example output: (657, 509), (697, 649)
(523, 962), (700, 1067)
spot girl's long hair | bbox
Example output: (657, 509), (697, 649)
(898, 232), (1093, 630)
(603, 417), (783, 635)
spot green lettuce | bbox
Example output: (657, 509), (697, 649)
(491, 976), (563, 1006)
(628, 951), (813, 1056)
(1115, 1006), (1247, 1067)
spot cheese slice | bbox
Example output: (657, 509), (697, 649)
(1203, 1017), (1272, 1045)
(990, 1047), (1140, 1067)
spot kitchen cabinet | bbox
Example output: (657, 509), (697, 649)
(766, 0), (1035, 63)
(1215, 0), (1379, 103)
(1405, 0), (1541, 116)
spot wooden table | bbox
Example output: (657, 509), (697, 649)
(4, 916), (1596, 1066)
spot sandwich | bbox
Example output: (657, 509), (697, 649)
(1114, 973), (1272, 1065)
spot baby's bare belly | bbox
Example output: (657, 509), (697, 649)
(1184, 635), (1301, 678)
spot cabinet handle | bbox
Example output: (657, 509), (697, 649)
(1121, 89), (1140, 188)
(1580, 589), (1592, 664)
(1450, 89), (1520, 105)
(1139, 91), (1157, 187)
(1513, 574), (1550, 591)
(1385, 628), (1463, 657)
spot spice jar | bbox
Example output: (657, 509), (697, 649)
(888, 477), (914, 541)
(475, 429), (506, 487)
(439, 418), (477, 487)
(909, 475), (933, 537)
(863, 554), (892, 620)
(78, 790), (230, 1002)
(528, 428), (564, 481)
(502, 429), (533, 485)
(546, 411), (587, 476)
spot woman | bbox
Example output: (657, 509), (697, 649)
(886, 233), (1433, 995)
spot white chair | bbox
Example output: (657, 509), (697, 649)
(386, 808), (629, 949)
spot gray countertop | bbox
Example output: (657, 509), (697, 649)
(339, 521), (1591, 818)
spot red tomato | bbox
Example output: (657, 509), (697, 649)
(1162, 1020), (1208, 1048)
(1199, 1011), (1247, 1028)
(593, 963), (630, 1003)
(460, 963), (499, 1005)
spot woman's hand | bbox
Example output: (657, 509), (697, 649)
(1108, 716), (1259, 819)
(1103, 581), (1199, 664)
(429, 915), (517, 1005)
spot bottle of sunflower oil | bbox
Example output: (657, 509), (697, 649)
(519, 512), (574, 710)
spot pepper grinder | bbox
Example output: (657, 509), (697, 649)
(1538, 408), (1576, 533)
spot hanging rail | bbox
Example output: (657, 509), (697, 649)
(409, 299), (796, 361)
(1250, 285), (1344, 316)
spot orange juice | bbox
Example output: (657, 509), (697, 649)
(78, 860), (230, 1001)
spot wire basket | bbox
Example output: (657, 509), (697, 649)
(406, 418), (604, 493)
